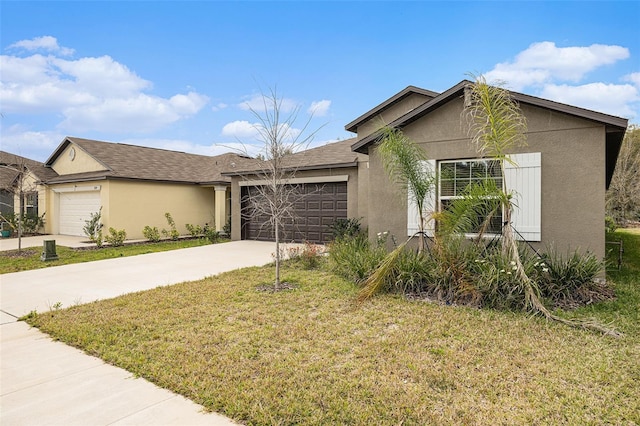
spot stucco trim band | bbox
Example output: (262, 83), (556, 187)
(238, 175), (349, 187)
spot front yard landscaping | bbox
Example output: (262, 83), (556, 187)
(24, 230), (640, 425)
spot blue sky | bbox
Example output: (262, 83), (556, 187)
(1, 1), (639, 162)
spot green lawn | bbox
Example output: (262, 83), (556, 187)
(25, 230), (640, 425)
(0, 238), (221, 274)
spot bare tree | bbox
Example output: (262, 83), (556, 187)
(0, 152), (41, 253)
(239, 88), (321, 290)
(607, 125), (640, 226)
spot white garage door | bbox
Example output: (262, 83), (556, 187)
(59, 191), (101, 236)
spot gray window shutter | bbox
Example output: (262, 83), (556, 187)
(505, 153), (541, 241)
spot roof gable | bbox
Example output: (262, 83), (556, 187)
(345, 86), (439, 133)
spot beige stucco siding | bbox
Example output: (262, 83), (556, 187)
(50, 144), (108, 175)
(230, 167), (359, 241)
(106, 180), (215, 239)
(365, 97), (608, 259)
(46, 180), (216, 239)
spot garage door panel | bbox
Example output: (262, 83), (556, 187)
(59, 191), (101, 236)
(242, 182), (347, 244)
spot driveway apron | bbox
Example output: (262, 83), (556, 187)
(1, 240), (278, 425)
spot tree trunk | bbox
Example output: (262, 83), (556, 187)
(18, 189), (23, 253)
(274, 220), (281, 290)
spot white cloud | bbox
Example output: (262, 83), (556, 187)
(541, 83), (639, 119)
(7, 36), (74, 56)
(0, 38), (210, 133)
(482, 41), (638, 120)
(623, 72), (640, 87)
(221, 120), (262, 139)
(220, 120), (302, 145)
(59, 94), (205, 133)
(0, 126), (65, 161)
(211, 102), (228, 112)
(308, 99), (331, 116)
(485, 41), (629, 90)
(238, 94), (297, 113)
(52, 55), (151, 97)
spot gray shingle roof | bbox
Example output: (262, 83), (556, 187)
(45, 137), (259, 185)
(0, 151), (59, 187)
(223, 138), (360, 175)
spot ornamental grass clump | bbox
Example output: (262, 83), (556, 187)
(534, 247), (606, 308)
(328, 233), (386, 284)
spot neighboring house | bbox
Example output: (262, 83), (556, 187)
(224, 138), (366, 243)
(345, 80), (628, 260)
(40, 137), (256, 239)
(0, 151), (56, 226)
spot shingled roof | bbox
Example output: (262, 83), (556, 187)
(0, 150), (59, 188)
(45, 137), (259, 185)
(222, 138), (360, 176)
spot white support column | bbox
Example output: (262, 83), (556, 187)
(214, 185), (228, 232)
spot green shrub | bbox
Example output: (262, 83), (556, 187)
(4, 212), (46, 234)
(605, 216), (618, 234)
(328, 233), (386, 284)
(162, 213), (179, 240)
(185, 223), (203, 237)
(143, 226), (161, 242)
(328, 217), (363, 240)
(203, 224), (220, 243)
(83, 209), (103, 246)
(104, 227), (127, 247)
(223, 218), (231, 236)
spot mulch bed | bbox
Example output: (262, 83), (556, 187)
(2, 249), (38, 259)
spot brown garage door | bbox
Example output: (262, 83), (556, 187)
(241, 182), (347, 244)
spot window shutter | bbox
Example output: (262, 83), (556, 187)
(407, 160), (436, 237)
(505, 153), (541, 241)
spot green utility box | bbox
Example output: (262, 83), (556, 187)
(41, 240), (59, 261)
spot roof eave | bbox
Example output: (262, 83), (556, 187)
(222, 161), (359, 177)
(350, 80), (630, 156)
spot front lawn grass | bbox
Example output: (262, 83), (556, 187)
(0, 238), (220, 274)
(25, 231), (640, 425)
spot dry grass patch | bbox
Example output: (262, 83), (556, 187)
(26, 259), (639, 425)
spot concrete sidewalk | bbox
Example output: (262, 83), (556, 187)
(1, 240), (280, 425)
(0, 234), (97, 251)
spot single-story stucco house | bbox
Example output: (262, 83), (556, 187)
(227, 80), (627, 261)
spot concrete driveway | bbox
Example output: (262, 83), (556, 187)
(1, 240), (279, 425)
